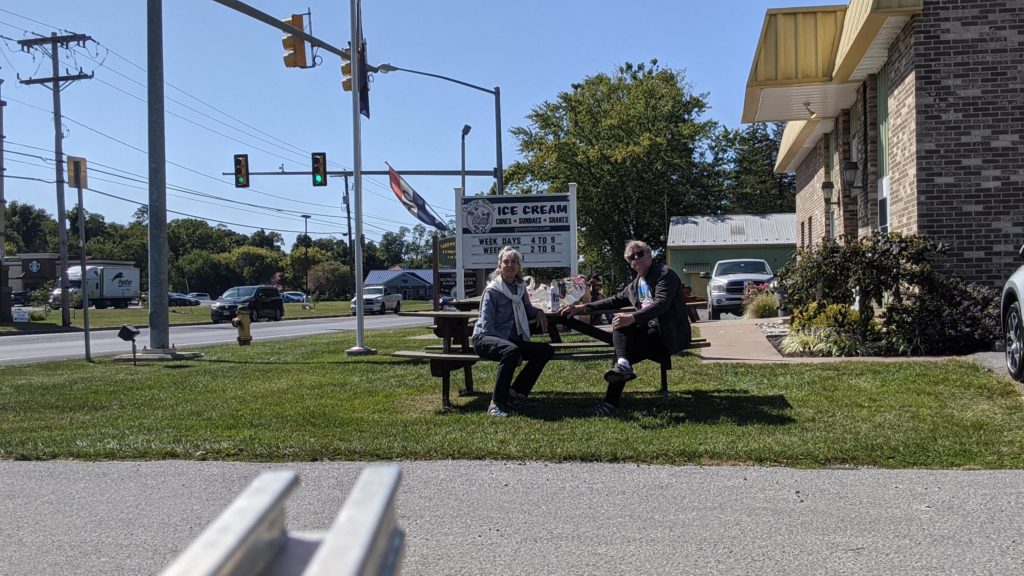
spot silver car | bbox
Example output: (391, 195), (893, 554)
(1001, 245), (1024, 381)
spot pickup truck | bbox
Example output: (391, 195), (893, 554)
(351, 285), (402, 315)
(699, 259), (774, 320)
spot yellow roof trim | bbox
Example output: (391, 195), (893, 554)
(744, 0), (923, 124)
(774, 118), (836, 174)
(742, 6), (847, 123)
(833, 0), (922, 82)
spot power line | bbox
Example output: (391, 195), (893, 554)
(6, 140), (418, 231)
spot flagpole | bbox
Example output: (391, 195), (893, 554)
(346, 0), (374, 356)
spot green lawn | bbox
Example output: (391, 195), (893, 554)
(2, 327), (1023, 468)
(0, 300), (436, 333)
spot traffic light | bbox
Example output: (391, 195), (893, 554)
(281, 14), (307, 69)
(311, 152), (327, 187)
(341, 42), (353, 92)
(233, 154), (250, 188)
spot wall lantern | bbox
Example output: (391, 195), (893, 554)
(841, 160), (861, 191)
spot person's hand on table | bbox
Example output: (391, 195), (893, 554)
(560, 304), (578, 318)
(611, 313), (636, 330)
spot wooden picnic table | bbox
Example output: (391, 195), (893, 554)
(396, 310), (481, 403)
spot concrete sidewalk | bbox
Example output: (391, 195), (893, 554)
(694, 317), (1003, 369)
(2, 460), (1023, 576)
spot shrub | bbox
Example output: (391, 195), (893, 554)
(883, 277), (999, 355)
(777, 232), (997, 356)
(744, 293), (780, 319)
(741, 282), (773, 307)
(785, 302), (882, 357)
(29, 310), (47, 321)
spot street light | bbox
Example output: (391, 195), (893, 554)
(301, 214), (311, 295)
(461, 124), (471, 196)
(376, 63), (503, 194)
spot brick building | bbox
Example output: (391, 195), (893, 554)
(743, 0), (1023, 287)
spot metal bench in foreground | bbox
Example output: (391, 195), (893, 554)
(160, 465), (403, 576)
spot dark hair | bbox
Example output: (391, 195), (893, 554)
(588, 274), (603, 283)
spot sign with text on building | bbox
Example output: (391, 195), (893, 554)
(460, 193), (577, 268)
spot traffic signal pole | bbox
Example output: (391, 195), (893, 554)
(346, 0), (374, 356)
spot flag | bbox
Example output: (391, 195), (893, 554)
(388, 166), (449, 231)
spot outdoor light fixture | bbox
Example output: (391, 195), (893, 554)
(118, 324), (141, 365)
(461, 124), (472, 137)
(822, 181), (836, 240)
(842, 160), (861, 191)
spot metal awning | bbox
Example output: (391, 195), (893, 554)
(742, 0), (923, 172)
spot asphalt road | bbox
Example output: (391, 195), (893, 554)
(0, 314), (431, 365)
(1, 460), (1023, 576)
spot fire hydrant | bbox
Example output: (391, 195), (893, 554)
(231, 306), (253, 346)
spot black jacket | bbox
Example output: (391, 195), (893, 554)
(584, 264), (692, 354)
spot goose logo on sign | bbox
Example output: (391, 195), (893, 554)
(463, 199), (495, 234)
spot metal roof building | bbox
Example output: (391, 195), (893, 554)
(666, 213), (797, 298)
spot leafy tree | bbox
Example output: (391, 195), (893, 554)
(4, 201), (56, 253)
(87, 221), (150, 285)
(223, 246), (284, 285)
(719, 122), (796, 213)
(317, 236), (352, 265)
(286, 246), (330, 291)
(376, 228), (408, 268)
(66, 207), (111, 256)
(131, 205), (149, 225)
(308, 261), (354, 300)
(505, 60), (720, 276)
(362, 239), (384, 274)
(168, 218), (233, 258)
(170, 250), (239, 296)
(249, 228), (285, 252)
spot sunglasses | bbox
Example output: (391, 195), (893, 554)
(626, 250), (645, 262)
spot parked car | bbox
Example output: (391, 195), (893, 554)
(211, 285), (284, 323)
(1002, 245), (1024, 381)
(351, 285), (402, 315)
(188, 292), (212, 302)
(699, 259), (775, 320)
(169, 292), (201, 307)
(10, 290), (31, 307)
(281, 291), (308, 303)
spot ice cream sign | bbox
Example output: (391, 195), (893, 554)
(460, 192), (577, 268)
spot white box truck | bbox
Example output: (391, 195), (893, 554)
(50, 265), (141, 309)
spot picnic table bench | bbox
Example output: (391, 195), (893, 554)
(396, 309), (708, 405)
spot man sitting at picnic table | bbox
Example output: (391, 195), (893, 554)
(473, 246), (553, 417)
(560, 240), (691, 416)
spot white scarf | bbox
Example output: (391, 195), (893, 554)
(489, 278), (531, 341)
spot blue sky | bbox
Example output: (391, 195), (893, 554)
(0, 0), (824, 252)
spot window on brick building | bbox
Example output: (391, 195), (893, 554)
(877, 64), (890, 233)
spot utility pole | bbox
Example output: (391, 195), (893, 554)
(301, 214), (311, 295)
(18, 33), (93, 327)
(0, 79), (9, 323)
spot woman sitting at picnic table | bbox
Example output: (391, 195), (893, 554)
(472, 246), (553, 417)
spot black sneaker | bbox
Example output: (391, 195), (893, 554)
(487, 402), (511, 417)
(507, 389), (529, 414)
(603, 363), (637, 385)
(590, 401), (617, 417)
